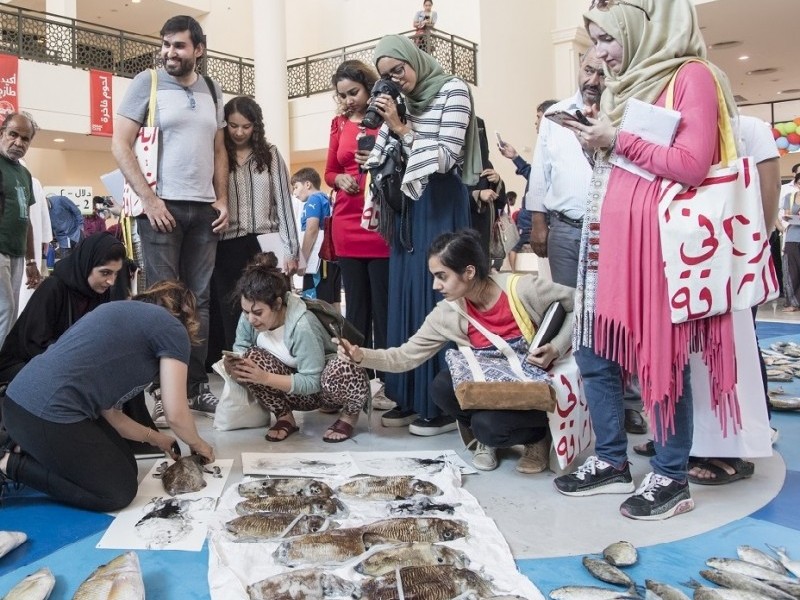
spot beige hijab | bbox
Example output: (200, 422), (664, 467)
(584, 0), (737, 127)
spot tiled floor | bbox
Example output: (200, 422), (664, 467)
(0, 308), (798, 598)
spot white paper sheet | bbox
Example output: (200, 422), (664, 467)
(208, 457), (544, 600)
(96, 459), (234, 552)
(610, 98), (681, 181)
(241, 452), (358, 477)
(351, 449), (477, 476)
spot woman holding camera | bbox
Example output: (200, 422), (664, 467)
(325, 60), (392, 407)
(362, 34), (482, 435)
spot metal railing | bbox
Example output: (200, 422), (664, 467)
(0, 5), (254, 96)
(287, 29), (478, 99)
(0, 7), (478, 102)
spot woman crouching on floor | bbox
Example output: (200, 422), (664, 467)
(336, 229), (574, 472)
(225, 252), (369, 443)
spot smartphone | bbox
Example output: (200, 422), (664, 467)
(574, 109), (592, 126)
(222, 350), (244, 359)
(357, 134), (376, 152)
(327, 322), (355, 361)
(546, 110), (591, 128)
(495, 131), (506, 148)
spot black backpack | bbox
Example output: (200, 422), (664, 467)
(369, 135), (406, 214)
(301, 298), (365, 347)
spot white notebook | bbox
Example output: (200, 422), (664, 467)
(610, 98), (681, 181)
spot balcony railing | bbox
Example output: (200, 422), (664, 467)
(0, 6), (254, 96)
(0, 7), (478, 102)
(287, 29), (477, 99)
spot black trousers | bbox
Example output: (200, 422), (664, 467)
(3, 397), (138, 512)
(337, 257), (390, 351)
(430, 369), (548, 447)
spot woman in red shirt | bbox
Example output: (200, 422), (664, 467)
(325, 60), (393, 407)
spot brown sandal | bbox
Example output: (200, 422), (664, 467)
(323, 419), (354, 443)
(265, 419), (299, 442)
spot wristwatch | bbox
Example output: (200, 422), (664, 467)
(402, 130), (415, 146)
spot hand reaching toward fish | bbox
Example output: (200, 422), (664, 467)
(189, 439), (215, 465)
(151, 430), (181, 460)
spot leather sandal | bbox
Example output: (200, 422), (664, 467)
(323, 419), (354, 443)
(265, 419), (299, 442)
(633, 440), (656, 457)
(688, 457), (755, 486)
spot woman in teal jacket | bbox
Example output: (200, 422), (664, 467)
(225, 252), (368, 443)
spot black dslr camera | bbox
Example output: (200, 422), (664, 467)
(361, 79), (406, 130)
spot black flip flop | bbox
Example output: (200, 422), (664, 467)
(688, 457), (755, 486)
(633, 439), (656, 457)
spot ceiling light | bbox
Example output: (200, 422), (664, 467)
(738, 55), (749, 61)
(708, 41), (742, 50)
(746, 68), (778, 76)
(779, 88), (800, 95)
(132, 0), (141, 3)
(53, 138), (65, 143)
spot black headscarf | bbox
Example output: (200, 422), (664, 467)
(52, 232), (125, 300)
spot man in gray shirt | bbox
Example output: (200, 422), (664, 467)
(112, 15), (228, 420)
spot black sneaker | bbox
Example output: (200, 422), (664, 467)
(553, 455), (635, 497)
(408, 415), (457, 437)
(381, 408), (417, 427)
(619, 472), (694, 521)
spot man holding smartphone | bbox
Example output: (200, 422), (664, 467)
(525, 49), (647, 436)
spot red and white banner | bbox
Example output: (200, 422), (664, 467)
(0, 54), (19, 116)
(89, 69), (113, 137)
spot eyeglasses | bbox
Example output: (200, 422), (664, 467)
(590, 0), (650, 21)
(380, 63), (406, 81)
(184, 87), (196, 110)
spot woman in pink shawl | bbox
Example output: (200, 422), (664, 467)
(552, 0), (739, 520)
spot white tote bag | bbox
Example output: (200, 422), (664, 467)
(547, 350), (593, 470)
(211, 359), (270, 431)
(658, 60), (778, 324)
(121, 69), (159, 218)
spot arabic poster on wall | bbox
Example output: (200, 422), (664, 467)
(43, 186), (94, 215)
(0, 54), (18, 116)
(90, 69), (113, 137)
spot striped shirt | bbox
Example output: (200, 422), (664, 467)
(366, 77), (471, 201)
(223, 146), (299, 261)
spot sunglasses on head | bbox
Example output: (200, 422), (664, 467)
(590, 0), (650, 21)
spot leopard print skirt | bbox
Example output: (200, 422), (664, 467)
(244, 346), (368, 417)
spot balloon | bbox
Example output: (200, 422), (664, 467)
(788, 133), (800, 145)
(785, 122), (798, 135)
(777, 136), (790, 149)
(775, 123), (787, 135)
(794, 117), (800, 126)
(774, 128), (782, 139)
(780, 148), (789, 156)
(790, 144), (800, 152)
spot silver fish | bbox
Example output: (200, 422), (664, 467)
(769, 397), (800, 410)
(225, 513), (331, 541)
(767, 545), (800, 578)
(582, 557), (636, 590)
(737, 545), (788, 574)
(72, 551), (144, 600)
(237, 477), (334, 498)
(0, 531), (27, 559)
(363, 565), (494, 600)
(273, 529), (369, 566)
(706, 558), (798, 583)
(337, 476), (443, 500)
(246, 568), (357, 600)
(354, 542), (470, 576)
(361, 517), (468, 545)
(549, 586), (638, 599)
(3, 567), (55, 600)
(158, 456), (210, 496)
(692, 586), (768, 599)
(235, 496), (343, 517)
(602, 541), (638, 567)
(645, 579), (690, 600)
(699, 568), (794, 600)
(768, 580), (800, 597)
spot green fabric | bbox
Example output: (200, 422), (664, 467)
(373, 34), (481, 186)
(0, 156), (33, 257)
(584, 0), (737, 128)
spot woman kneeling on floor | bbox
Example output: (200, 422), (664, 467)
(225, 252), (369, 443)
(336, 229), (574, 472)
(0, 281), (215, 512)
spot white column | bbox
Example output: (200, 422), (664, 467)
(552, 27), (591, 100)
(253, 0), (290, 163)
(45, 0), (76, 63)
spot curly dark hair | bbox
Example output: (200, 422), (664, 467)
(331, 59), (379, 116)
(133, 280), (201, 345)
(234, 252), (290, 311)
(224, 96), (272, 173)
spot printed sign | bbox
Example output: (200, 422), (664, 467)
(44, 186), (94, 215)
(0, 54), (18, 116)
(90, 69), (113, 137)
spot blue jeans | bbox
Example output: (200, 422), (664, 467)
(137, 201), (219, 394)
(576, 344), (693, 481)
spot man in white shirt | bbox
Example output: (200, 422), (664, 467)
(525, 48), (604, 287)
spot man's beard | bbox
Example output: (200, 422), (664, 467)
(164, 56), (196, 78)
(582, 85), (601, 104)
